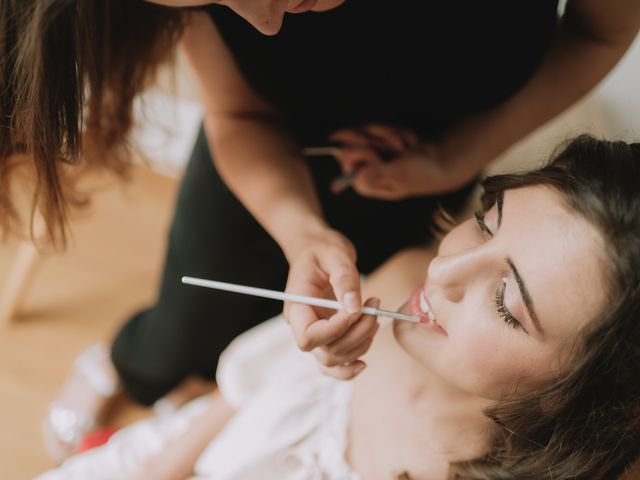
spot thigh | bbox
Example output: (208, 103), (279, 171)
(157, 125), (291, 365)
(113, 126), (289, 390)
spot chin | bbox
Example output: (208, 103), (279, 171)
(250, 14), (284, 35)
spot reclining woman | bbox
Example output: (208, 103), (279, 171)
(37, 135), (640, 479)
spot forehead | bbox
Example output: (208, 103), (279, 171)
(499, 186), (607, 340)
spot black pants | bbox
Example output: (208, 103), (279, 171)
(111, 126), (474, 405)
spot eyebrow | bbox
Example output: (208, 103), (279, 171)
(497, 193), (543, 334)
(496, 190), (504, 227)
(505, 258), (543, 334)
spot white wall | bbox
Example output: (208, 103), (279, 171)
(597, 34), (640, 140)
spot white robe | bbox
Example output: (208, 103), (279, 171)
(36, 316), (358, 480)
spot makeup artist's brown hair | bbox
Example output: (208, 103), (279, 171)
(0, 0), (183, 247)
(443, 136), (640, 479)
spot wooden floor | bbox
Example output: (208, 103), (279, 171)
(0, 166), (178, 479)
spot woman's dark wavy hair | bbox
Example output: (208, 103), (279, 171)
(447, 135), (640, 479)
(0, 0), (183, 246)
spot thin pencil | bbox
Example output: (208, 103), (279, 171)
(302, 146), (341, 156)
(181, 276), (420, 323)
(302, 146), (356, 192)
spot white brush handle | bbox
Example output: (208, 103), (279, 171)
(181, 276), (419, 323)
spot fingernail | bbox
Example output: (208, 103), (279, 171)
(343, 291), (360, 314)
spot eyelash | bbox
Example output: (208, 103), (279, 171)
(474, 211), (523, 331)
(495, 279), (522, 330)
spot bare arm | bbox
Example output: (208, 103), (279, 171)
(436, 0), (640, 188)
(179, 12), (374, 380)
(127, 390), (235, 480)
(292, 0), (640, 200)
(180, 12), (327, 260)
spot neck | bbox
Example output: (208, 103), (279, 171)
(400, 359), (492, 461)
(369, 326), (493, 462)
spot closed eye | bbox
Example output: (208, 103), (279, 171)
(475, 192), (542, 335)
(474, 201), (527, 333)
(495, 277), (525, 332)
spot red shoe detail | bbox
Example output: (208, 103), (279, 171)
(74, 426), (120, 454)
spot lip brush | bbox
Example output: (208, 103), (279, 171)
(181, 276), (420, 323)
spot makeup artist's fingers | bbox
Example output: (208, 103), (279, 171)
(318, 360), (368, 381)
(284, 229), (362, 351)
(314, 335), (375, 369)
(312, 297), (379, 369)
(360, 124), (412, 152)
(330, 125), (416, 152)
(282, 271), (335, 322)
(313, 323), (376, 368)
(351, 146), (444, 200)
(329, 129), (383, 172)
(288, 303), (353, 352)
(322, 298), (379, 356)
(328, 128), (369, 147)
(283, 300), (334, 327)
(351, 165), (405, 200)
(332, 144), (382, 174)
(318, 249), (362, 317)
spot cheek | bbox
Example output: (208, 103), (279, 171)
(443, 324), (557, 399)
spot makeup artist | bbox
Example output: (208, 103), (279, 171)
(2, 0), (638, 459)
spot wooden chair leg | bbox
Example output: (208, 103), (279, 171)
(0, 240), (41, 326)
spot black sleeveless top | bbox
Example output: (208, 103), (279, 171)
(206, 1), (558, 142)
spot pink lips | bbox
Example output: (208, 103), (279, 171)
(409, 286), (447, 336)
(289, 0), (318, 14)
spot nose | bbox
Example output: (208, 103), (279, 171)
(426, 249), (492, 303)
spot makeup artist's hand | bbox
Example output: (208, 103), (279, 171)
(330, 125), (475, 199)
(284, 229), (379, 380)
